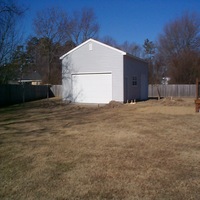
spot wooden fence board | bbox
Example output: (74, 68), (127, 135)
(0, 85), (49, 107)
(148, 84), (196, 97)
(50, 85), (62, 97)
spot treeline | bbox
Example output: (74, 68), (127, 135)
(0, 0), (200, 85)
(0, 2), (99, 84)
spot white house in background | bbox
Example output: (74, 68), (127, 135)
(60, 38), (148, 104)
(8, 71), (42, 85)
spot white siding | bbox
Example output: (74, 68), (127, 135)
(62, 40), (124, 102)
(124, 56), (148, 101)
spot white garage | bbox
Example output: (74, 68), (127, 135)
(60, 38), (148, 104)
(72, 73), (112, 103)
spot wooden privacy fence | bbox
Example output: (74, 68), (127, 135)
(0, 84), (63, 107)
(50, 85), (62, 97)
(0, 84), (50, 106)
(148, 84), (196, 98)
(50, 85), (196, 98)
(50, 84), (196, 98)
(0, 84), (196, 107)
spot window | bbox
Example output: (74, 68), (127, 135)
(132, 76), (137, 86)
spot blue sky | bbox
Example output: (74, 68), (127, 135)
(19, 0), (200, 45)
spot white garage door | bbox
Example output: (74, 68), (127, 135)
(72, 73), (112, 103)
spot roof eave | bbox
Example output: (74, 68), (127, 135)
(59, 38), (126, 60)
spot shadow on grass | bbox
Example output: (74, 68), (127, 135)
(0, 99), (100, 148)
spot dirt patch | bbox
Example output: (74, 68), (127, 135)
(104, 100), (123, 108)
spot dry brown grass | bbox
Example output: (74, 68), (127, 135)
(0, 97), (200, 199)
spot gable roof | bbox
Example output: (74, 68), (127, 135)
(59, 38), (126, 60)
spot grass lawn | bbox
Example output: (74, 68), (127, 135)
(0, 97), (200, 199)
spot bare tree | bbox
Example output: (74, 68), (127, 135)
(66, 8), (99, 45)
(0, 0), (26, 83)
(158, 12), (200, 83)
(0, 0), (25, 66)
(33, 7), (69, 46)
(143, 39), (156, 84)
(100, 36), (119, 47)
(32, 7), (99, 85)
(26, 36), (68, 85)
(100, 36), (143, 58)
(167, 49), (200, 83)
(120, 41), (142, 57)
(33, 7), (70, 85)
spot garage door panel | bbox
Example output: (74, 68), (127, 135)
(72, 73), (112, 103)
